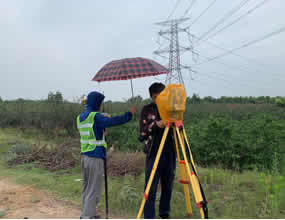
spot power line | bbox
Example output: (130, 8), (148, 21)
(188, 0), (217, 27)
(184, 70), (274, 97)
(184, 73), (243, 93)
(155, 0), (184, 57)
(194, 67), (281, 90)
(182, 0), (197, 18)
(186, 29), (268, 78)
(190, 32), (255, 63)
(195, 72), (252, 89)
(187, 31), (282, 76)
(155, 0), (183, 53)
(187, 30), (285, 82)
(192, 70), (271, 92)
(185, 1), (282, 81)
(183, 45), (285, 91)
(189, 78), (236, 95)
(202, 0), (269, 43)
(196, 0), (250, 44)
(194, 25), (285, 66)
(195, 53), (285, 82)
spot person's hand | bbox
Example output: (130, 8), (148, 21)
(102, 113), (111, 118)
(130, 106), (137, 116)
(104, 130), (108, 136)
(156, 120), (165, 128)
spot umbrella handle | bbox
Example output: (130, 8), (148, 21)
(130, 79), (134, 99)
(130, 79), (137, 121)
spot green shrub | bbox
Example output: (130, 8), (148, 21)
(275, 97), (285, 107)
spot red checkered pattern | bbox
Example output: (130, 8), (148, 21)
(92, 57), (168, 82)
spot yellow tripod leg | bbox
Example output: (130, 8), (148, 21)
(181, 128), (197, 174)
(173, 127), (192, 217)
(179, 161), (193, 217)
(172, 127), (180, 161)
(182, 127), (208, 219)
(176, 127), (205, 219)
(136, 126), (170, 219)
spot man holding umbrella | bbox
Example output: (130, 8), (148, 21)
(90, 57), (169, 218)
(77, 91), (136, 219)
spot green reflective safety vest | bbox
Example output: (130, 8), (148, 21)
(77, 112), (107, 153)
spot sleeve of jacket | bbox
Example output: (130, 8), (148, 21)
(95, 112), (132, 129)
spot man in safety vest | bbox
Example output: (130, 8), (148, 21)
(77, 91), (136, 219)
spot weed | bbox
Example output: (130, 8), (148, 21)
(0, 209), (7, 217)
(119, 185), (140, 208)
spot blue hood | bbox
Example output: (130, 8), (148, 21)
(86, 91), (105, 111)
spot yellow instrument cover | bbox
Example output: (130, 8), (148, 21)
(156, 84), (186, 122)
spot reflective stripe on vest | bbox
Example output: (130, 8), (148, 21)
(79, 131), (90, 136)
(78, 123), (93, 129)
(80, 140), (106, 145)
(77, 112), (107, 153)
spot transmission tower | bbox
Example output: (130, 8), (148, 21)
(154, 18), (194, 87)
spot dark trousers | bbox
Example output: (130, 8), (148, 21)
(144, 153), (176, 219)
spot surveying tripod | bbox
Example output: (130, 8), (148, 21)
(137, 121), (208, 219)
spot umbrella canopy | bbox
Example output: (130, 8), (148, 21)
(92, 57), (168, 82)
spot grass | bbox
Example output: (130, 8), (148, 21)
(1, 128), (285, 218)
(98, 166), (285, 218)
(0, 209), (7, 218)
(0, 127), (70, 153)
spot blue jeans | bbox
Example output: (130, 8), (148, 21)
(144, 153), (176, 219)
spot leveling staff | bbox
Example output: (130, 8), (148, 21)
(139, 82), (176, 219)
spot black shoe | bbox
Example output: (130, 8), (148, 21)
(160, 214), (169, 219)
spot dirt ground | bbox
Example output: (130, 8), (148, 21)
(0, 178), (82, 219)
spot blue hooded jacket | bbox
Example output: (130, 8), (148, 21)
(79, 91), (132, 159)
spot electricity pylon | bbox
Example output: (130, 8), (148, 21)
(154, 18), (196, 89)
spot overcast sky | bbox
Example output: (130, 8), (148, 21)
(1, 0), (285, 102)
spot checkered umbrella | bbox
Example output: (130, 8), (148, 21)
(92, 57), (168, 82)
(92, 57), (168, 98)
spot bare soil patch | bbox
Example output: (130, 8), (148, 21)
(0, 178), (81, 219)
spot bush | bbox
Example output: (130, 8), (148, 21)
(1, 93), (285, 173)
(107, 120), (143, 151)
(186, 114), (285, 172)
(275, 97), (285, 107)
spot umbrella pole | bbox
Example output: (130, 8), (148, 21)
(130, 79), (134, 98)
(130, 79), (136, 120)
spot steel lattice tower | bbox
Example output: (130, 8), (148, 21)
(154, 18), (191, 86)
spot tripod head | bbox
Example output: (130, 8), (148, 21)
(156, 84), (186, 123)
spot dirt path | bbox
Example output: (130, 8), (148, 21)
(0, 178), (82, 219)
